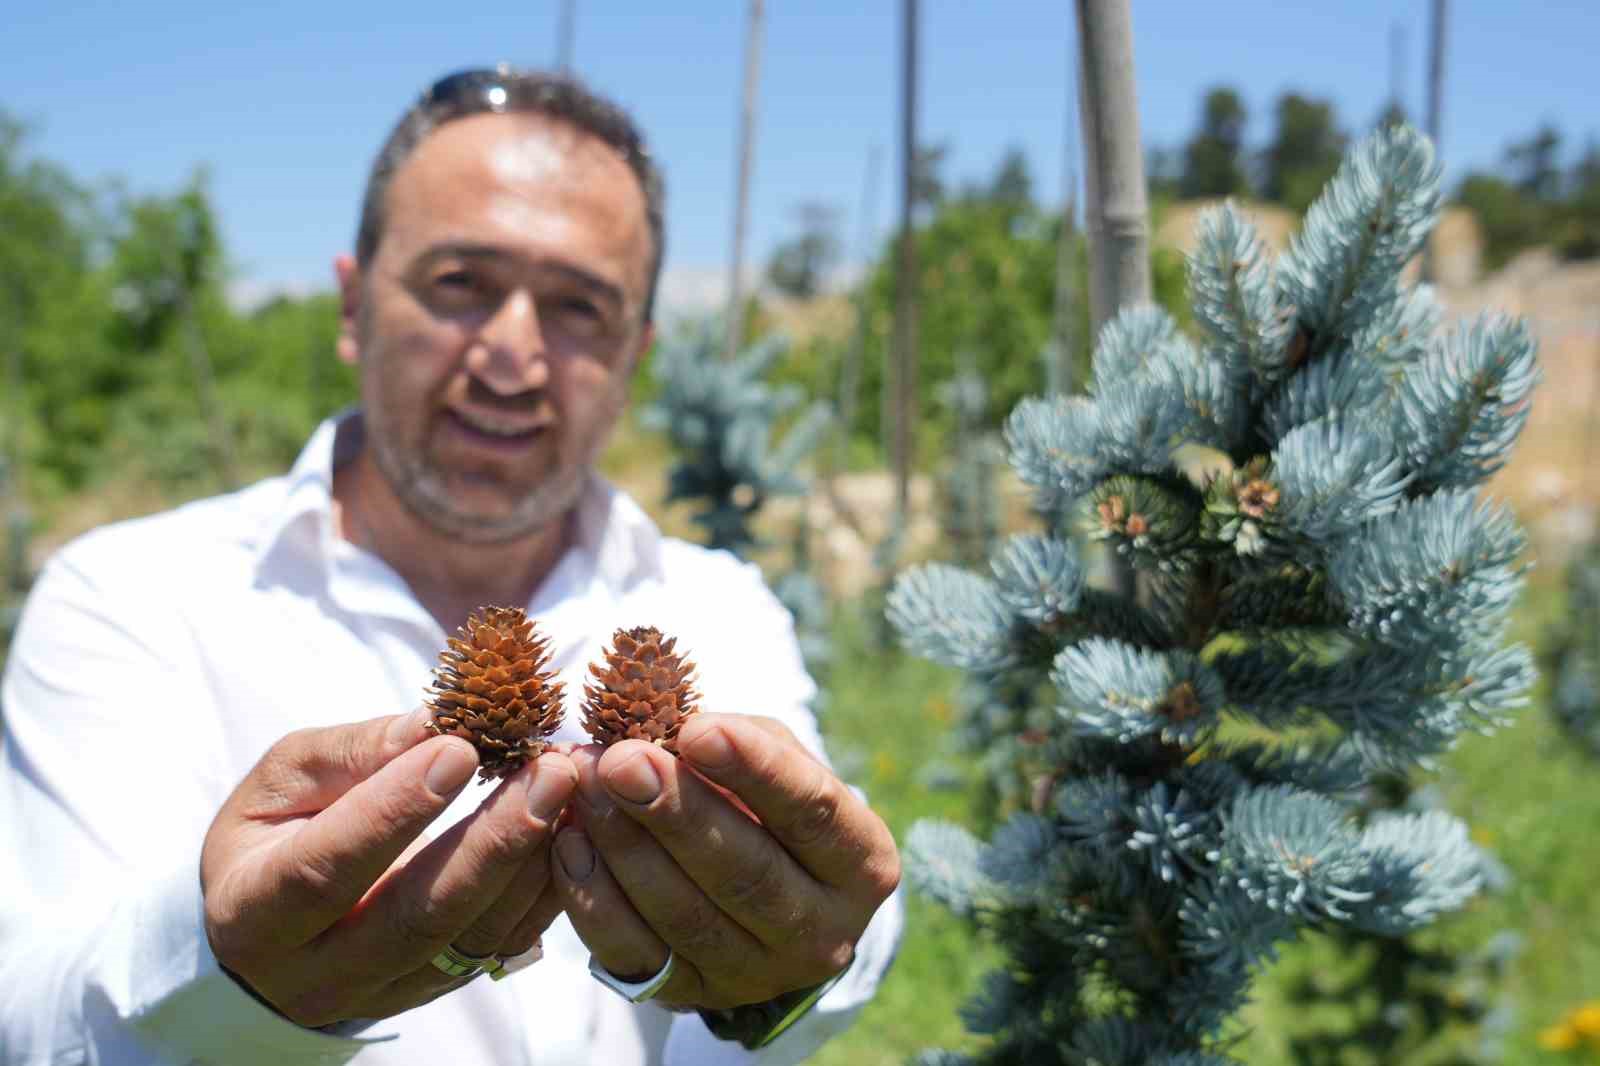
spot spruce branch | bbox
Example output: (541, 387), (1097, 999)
(1090, 304), (1189, 387)
(1277, 124), (1442, 361)
(1395, 313), (1540, 492)
(1188, 203), (1291, 388)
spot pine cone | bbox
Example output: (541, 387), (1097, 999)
(425, 606), (565, 782)
(582, 626), (700, 752)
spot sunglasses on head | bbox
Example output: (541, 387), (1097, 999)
(421, 65), (522, 113)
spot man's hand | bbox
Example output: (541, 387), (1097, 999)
(200, 707), (577, 1027)
(552, 713), (900, 1010)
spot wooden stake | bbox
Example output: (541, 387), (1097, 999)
(890, 0), (921, 529)
(1422, 0), (1448, 283)
(723, 0), (766, 362)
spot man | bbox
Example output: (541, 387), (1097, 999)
(0, 68), (902, 1065)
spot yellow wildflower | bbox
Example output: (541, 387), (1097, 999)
(1571, 1002), (1600, 1037)
(1538, 1022), (1580, 1051)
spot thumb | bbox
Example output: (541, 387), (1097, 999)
(237, 706), (437, 819)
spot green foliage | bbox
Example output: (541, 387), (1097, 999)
(767, 202), (842, 300)
(1454, 128), (1600, 269)
(1180, 87), (1252, 200)
(1553, 141), (1600, 261)
(1261, 93), (1348, 213)
(0, 109), (355, 503)
(1454, 175), (1548, 272)
(1540, 542), (1600, 757)
(846, 154), (1188, 463)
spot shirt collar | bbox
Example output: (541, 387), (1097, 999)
(251, 409), (665, 602)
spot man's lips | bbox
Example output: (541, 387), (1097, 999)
(443, 408), (550, 450)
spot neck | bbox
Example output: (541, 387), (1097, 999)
(332, 452), (574, 632)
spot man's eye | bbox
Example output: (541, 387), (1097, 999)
(436, 271), (477, 289)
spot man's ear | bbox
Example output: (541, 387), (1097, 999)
(334, 254), (363, 366)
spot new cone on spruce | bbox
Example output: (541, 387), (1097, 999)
(425, 607), (565, 782)
(582, 626), (700, 752)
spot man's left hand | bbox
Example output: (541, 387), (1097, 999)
(552, 713), (900, 1010)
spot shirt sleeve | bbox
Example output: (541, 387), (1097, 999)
(0, 543), (390, 1065)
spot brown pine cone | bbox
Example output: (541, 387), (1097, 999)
(425, 606), (565, 782)
(581, 625), (700, 753)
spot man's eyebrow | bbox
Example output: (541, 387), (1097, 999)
(418, 243), (625, 306)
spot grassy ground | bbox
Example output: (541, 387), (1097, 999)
(808, 603), (994, 1066)
(812, 575), (1600, 1066)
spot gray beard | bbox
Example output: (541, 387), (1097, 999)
(366, 423), (582, 546)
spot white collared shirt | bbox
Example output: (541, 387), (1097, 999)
(0, 413), (902, 1066)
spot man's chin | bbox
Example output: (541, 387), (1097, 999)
(405, 480), (580, 545)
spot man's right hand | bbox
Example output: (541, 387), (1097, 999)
(200, 707), (577, 1027)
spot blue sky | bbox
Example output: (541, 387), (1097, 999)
(6, 1), (1597, 311)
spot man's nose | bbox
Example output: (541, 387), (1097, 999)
(468, 289), (549, 394)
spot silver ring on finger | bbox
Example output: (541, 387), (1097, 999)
(430, 942), (498, 979)
(588, 948), (676, 1003)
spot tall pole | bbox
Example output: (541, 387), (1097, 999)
(837, 144), (883, 474)
(1049, 25), (1080, 396)
(1075, 0), (1151, 339)
(1075, 0), (1149, 598)
(1389, 21), (1408, 121)
(1422, 0), (1448, 283)
(890, 0), (921, 527)
(722, 0), (766, 362)
(556, 0), (577, 72)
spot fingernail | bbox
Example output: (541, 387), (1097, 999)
(388, 706), (430, 746)
(684, 724), (734, 770)
(491, 939), (544, 981)
(425, 741), (478, 796)
(606, 752), (661, 805)
(527, 761), (574, 822)
(556, 829), (595, 882)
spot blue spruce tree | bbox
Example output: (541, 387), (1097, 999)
(642, 319), (833, 680)
(1541, 541), (1600, 756)
(887, 124), (1540, 1064)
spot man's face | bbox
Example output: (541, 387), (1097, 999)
(338, 112), (655, 543)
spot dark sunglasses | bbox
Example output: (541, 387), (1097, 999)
(421, 65), (523, 114)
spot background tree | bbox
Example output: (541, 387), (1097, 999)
(1505, 124), (1563, 203)
(911, 141), (950, 212)
(841, 150), (1187, 460)
(1179, 87), (1252, 199)
(1556, 139), (1600, 259)
(1453, 124), (1600, 269)
(1262, 92), (1347, 212)
(983, 147), (1034, 211)
(766, 201), (842, 300)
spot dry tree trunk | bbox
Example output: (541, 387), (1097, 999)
(1422, 0), (1448, 283)
(889, 0), (921, 528)
(1075, 0), (1151, 329)
(1049, 28), (1080, 396)
(723, 0), (766, 362)
(1075, 0), (1149, 599)
(555, 0), (577, 72)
